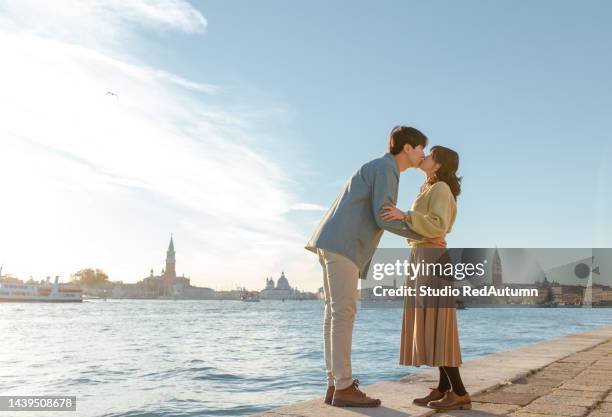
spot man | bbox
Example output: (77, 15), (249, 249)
(305, 126), (428, 407)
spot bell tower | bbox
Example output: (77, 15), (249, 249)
(492, 248), (503, 288)
(165, 234), (176, 280)
(161, 234), (176, 296)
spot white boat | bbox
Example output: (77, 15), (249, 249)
(0, 276), (82, 303)
(240, 290), (260, 302)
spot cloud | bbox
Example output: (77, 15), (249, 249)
(104, 0), (208, 33)
(290, 203), (328, 211)
(0, 1), (320, 291)
(0, 0), (207, 35)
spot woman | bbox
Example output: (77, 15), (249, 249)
(381, 145), (470, 411)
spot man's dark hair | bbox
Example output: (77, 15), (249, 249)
(387, 126), (428, 155)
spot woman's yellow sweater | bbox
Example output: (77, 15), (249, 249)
(404, 181), (457, 245)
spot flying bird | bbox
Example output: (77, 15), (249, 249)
(105, 91), (118, 97)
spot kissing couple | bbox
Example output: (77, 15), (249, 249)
(305, 126), (470, 411)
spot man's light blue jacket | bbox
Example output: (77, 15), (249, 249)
(305, 153), (422, 278)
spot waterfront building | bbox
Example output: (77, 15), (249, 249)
(112, 235), (214, 299)
(260, 272), (315, 300)
(261, 272), (294, 300)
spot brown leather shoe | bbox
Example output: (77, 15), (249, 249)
(331, 379), (381, 408)
(413, 387), (447, 406)
(428, 391), (471, 410)
(324, 386), (335, 405)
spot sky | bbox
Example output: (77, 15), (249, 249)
(0, 1), (611, 291)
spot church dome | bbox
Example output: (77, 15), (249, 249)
(276, 272), (290, 290)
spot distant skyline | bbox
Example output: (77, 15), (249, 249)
(1, 1), (611, 291)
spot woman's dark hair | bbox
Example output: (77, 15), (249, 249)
(427, 145), (462, 199)
(388, 126), (428, 155)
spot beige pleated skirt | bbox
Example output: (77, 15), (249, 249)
(399, 246), (463, 367)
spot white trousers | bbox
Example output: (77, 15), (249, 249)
(318, 249), (359, 390)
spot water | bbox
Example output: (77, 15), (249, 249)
(0, 300), (610, 417)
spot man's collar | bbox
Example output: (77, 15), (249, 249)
(384, 152), (399, 175)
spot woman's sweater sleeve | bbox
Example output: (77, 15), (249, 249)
(405, 183), (454, 238)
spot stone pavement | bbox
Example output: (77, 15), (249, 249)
(441, 337), (612, 416)
(251, 325), (612, 417)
